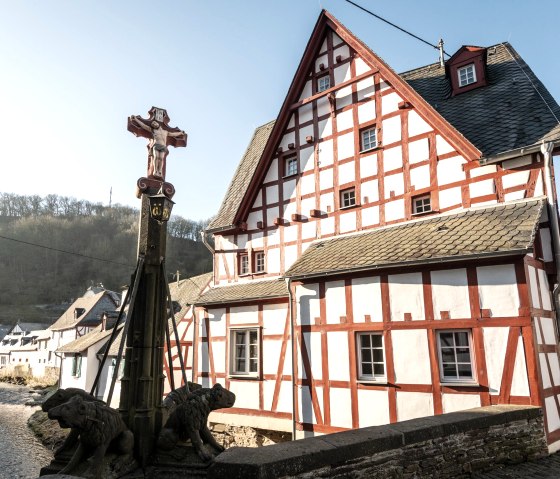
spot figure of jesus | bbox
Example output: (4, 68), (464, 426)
(130, 116), (186, 179)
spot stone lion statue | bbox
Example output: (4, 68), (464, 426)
(48, 395), (134, 479)
(158, 383), (236, 461)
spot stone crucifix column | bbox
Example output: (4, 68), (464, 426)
(121, 107), (187, 467)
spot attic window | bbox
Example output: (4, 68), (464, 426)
(317, 75), (330, 93)
(74, 308), (86, 320)
(458, 64), (476, 87)
(412, 195), (432, 215)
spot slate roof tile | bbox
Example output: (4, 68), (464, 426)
(285, 199), (543, 279)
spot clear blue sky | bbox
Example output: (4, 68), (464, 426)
(1, 1), (559, 220)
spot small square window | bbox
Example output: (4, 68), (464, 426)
(230, 328), (259, 376)
(412, 195), (431, 214)
(357, 332), (386, 381)
(437, 330), (475, 383)
(317, 75), (330, 93)
(361, 128), (377, 151)
(458, 64), (476, 87)
(340, 188), (356, 208)
(254, 252), (265, 273)
(285, 156), (298, 177)
(239, 254), (249, 275)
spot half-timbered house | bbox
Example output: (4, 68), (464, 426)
(194, 11), (560, 451)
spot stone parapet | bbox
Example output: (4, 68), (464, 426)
(208, 405), (547, 479)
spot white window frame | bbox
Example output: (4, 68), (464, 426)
(436, 330), (476, 384)
(239, 253), (249, 276)
(254, 251), (265, 273)
(361, 128), (377, 151)
(71, 354), (82, 378)
(357, 332), (386, 382)
(458, 63), (476, 87)
(317, 74), (330, 93)
(412, 195), (432, 214)
(230, 328), (260, 377)
(340, 188), (356, 209)
(285, 156), (298, 177)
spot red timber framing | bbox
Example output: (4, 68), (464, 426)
(288, 258), (547, 435)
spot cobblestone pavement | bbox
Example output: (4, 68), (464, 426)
(474, 453), (560, 478)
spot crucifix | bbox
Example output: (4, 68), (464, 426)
(128, 107), (187, 183)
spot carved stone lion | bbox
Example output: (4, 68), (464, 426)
(48, 395), (134, 479)
(42, 387), (105, 457)
(158, 383), (236, 461)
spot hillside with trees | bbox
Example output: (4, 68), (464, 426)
(0, 193), (213, 324)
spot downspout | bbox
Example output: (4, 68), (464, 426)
(541, 141), (560, 332)
(54, 351), (63, 387)
(286, 277), (297, 441)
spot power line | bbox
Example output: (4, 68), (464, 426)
(343, 0), (449, 57)
(0, 234), (135, 268)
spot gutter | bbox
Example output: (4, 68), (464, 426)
(541, 141), (560, 332)
(285, 277), (297, 442)
(480, 140), (559, 166)
(200, 231), (215, 254)
(285, 248), (532, 282)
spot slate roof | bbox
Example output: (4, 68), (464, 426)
(195, 279), (288, 306)
(169, 272), (213, 321)
(207, 121), (275, 231)
(50, 290), (119, 331)
(285, 199), (543, 279)
(57, 324), (122, 354)
(400, 43), (560, 158)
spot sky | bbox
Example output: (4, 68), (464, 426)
(1, 1), (559, 220)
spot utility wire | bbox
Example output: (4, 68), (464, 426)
(0, 234), (135, 268)
(343, 0), (450, 57)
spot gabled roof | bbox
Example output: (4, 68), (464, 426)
(401, 43), (560, 157)
(57, 324), (122, 354)
(195, 279), (288, 306)
(49, 290), (118, 332)
(285, 198), (543, 279)
(7, 322), (47, 335)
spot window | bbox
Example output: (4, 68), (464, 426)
(357, 333), (386, 381)
(317, 75), (330, 92)
(361, 128), (377, 151)
(254, 251), (265, 273)
(458, 64), (476, 87)
(340, 188), (356, 208)
(285, 156), (298, 177)
(239, 254), (249, 275)
(437, 330), (475, 383)
(230, 329), (259, 376)
(412, 195), (431, 214)
(71, 354), (82, 378)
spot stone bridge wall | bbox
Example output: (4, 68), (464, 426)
(208, 405), (547, 479)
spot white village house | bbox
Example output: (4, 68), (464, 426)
(190, 10), (560, 451)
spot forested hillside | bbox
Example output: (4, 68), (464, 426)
(0, 193), (213, 317)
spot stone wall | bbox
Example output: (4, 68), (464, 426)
(208, 405), (547, 479)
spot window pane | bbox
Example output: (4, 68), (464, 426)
(249, 345), (258, 358)
(455, 332), (469, 347)
(361, 348), (371, 362)
(371, 335), (382, 348)
(443, 364), (457, 378)
(373, 363), (385, 376)
(439, 333), (454, 347)
(362, 363), (372, 375)
(458, 364), (472, 378)
(373, 349), (384, 363)
(236, 331), (246, 344)
(456, 348), (471, 363)
(360, 334), (371, 347)
(250, 359), (258, 372)
(441, 348), (455, 363)
(236, 359), (245, 371)
(250, 330), (258, 344)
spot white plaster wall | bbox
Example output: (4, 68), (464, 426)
(442, 394), (481, 414)
(396, 392), (433, 421)
(339, 211), (357, 233)
(297, 283), (320, 326)
(352, 276), (383, 322)
(229, 380), (260, 410)
(299, 386), (321, 424)
(362, 205), (379, 227)
(321, 216), (335, 236)
(545, 395), (560, 432)
(469, 179), (495, 198)
(338, 160), (355, 184)
(392, 330), (431, 384)
(279, 132), (295, 151)
(207, 308), (226, 337)
(528, 266), (540, 309)
(358, 101), (376, 124)
(267, 248), (280, 275)
(408, 138), (429, 164)
(212, 342), (226, 374)
(477, 264), (519, 317)
(431, 269), (470, 319)
(361, 180), (379, 203)
(302, 221), (317, 240)
(510, 335), (530, 396)
(283, 179), (297, 202)
(253, 191), (262, 209)
(385, 199), (404, 222)
(299, 80), (312, 101)
(333, 44), (350, 62)
(437, 156), (466, 185)
(318, 140), (334, 166)
(354, 57), (370, 76)
(263, 380), (292, 413)
(439, 187), (462, 209)
(266, 185), (279, 204)
(435, 136), (454, 155)
(535, 172), (544, 197)
(300, 173), (316, 197)
(408, 111), (432, 137)
(338, 133), (355, 161)
(283, 222), (297, 242)
(320, 192), (334, 212)
(548, 352), (560, 387)
(382, 92), (402, 115)
(285, 245), (298, 271)
(541, 228), (554, 262)
(410, 165), (430, 190)
(335, 86), (352, 109)
(299, 103), (313, 124)
(502, 170), (530, 189)
(327, 331), (349, 381)
(263, 339), (282, 376)
(541, 317), (557, 345)
(230, 305), (258, 325)
(329, 387), (353, 428)
(383, 146), (402, 171)
(264, 159), (278, 183)
(389, 272), (424, 321)
(538, 269), (552, 311)
(360, 154), (377, 178)
(318, 118), (332, 139)
(247, 211), (262, 230)
(263, 303), (287, 336)
(358, 389), (390, 427)
(383, 116), (401, 145)
(483, 327), (509, 395)
(325, 280), (346, 324)
(540, 353), (552, 389)
(337, 110), (353, 132)
(299, 124), (314, 146)
(384, 173), (404, 198)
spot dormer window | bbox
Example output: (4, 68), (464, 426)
(412, 194), (432, 215)
(458, 64), (476, 87)
(317, 75), (330, 93)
